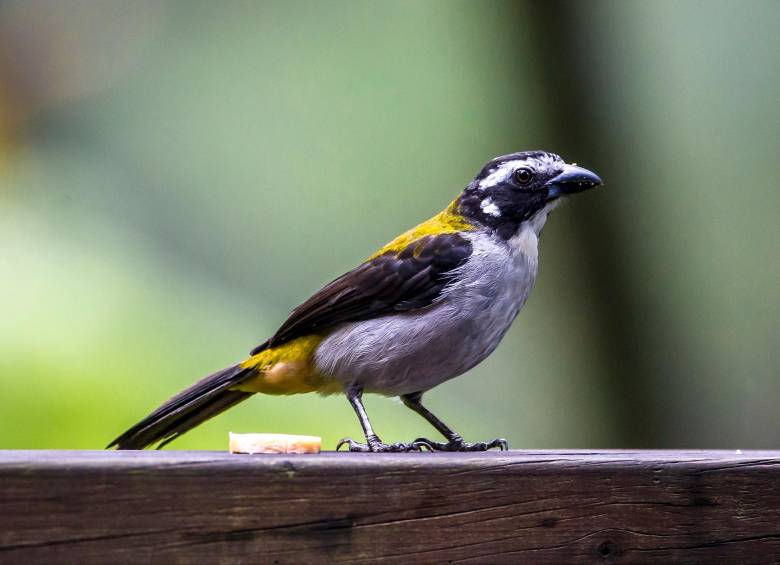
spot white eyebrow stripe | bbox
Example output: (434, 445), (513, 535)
(480, 197), (501, 217)
(477, 161), (520, 189)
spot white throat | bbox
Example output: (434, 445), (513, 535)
(506, 199), (562, 261)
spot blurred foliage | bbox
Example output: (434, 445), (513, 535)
(0, 0), (778, 450)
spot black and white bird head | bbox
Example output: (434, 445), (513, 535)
(457, 151), (602, 240)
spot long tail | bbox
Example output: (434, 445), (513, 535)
(107, 364), (255, 450)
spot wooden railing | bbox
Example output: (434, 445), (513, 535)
(1, 450), (779, 563)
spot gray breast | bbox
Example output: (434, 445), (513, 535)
(313, 228), (540, 396)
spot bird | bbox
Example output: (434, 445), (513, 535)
(108, 150), (602, 452)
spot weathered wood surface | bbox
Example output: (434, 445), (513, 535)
(1, 450), (779, 564)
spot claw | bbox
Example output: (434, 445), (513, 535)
(413, 436), (509, 452)
(411, 440), (435, 452)
(336, 437), (423, 453)
(336, 438), (366, 452)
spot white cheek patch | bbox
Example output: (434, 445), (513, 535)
(480, 197), (501, 217)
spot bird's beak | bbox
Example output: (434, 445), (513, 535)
(545, 164), (603, 200)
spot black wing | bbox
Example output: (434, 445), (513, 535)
(250, 233), (472, 355)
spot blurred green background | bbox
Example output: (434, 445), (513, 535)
(1, 0), (778, 450)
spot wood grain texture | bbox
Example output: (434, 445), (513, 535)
(1, 450), (779, 564)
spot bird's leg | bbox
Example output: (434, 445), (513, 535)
(401, 392), (508, 452)
(337, 385), (421, 452)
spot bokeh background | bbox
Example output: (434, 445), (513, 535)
(1, 0), (778, 450)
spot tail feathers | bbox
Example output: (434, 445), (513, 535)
(108, 364), (254, 450)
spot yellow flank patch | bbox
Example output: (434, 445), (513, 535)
(368, 199), (473, 259)
(236, 335), (330, 395)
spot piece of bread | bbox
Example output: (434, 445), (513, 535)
(229, 432), (321, 454)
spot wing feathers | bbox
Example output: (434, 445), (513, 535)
(255, 233), (472, 352)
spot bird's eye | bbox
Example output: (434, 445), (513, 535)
(514, 167), (534, 185)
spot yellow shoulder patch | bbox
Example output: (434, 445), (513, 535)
(368, 199), (473, 259)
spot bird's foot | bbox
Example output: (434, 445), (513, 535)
(413, 435), (508, 452)
(336, 435), (422, 453)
